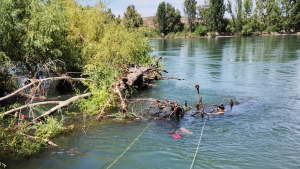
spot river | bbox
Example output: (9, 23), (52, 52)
(7, 35), (300, 169)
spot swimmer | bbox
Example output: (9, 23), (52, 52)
(168, 127), (193, 135)
(179, 127), (193, 135)
(217, 103), (225, 112)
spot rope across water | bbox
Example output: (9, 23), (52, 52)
(106, 123), (151, 169)
(190, 116), (208, 169)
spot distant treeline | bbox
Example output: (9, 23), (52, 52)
(113, 0), (300, 37)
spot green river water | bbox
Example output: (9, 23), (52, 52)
(6, 35), (300, 169)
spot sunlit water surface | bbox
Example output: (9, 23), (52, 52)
(6, 35), (300, 169)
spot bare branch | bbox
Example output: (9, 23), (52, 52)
(0, 76), (90, 102)
(25, 93), (91, 127)
(1, 101), (61, 116)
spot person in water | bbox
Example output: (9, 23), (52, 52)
(217, 103), (225, 112)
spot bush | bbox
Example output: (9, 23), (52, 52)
(242, 23), (253, 36)
(209, 32), (216, 37)
(266, 25), (280, 33)
(194, 25), (207, 36)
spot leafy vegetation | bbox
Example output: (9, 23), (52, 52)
(150, 0), (300, 37)
(183, 0), (197, 32)
(154, 1), (183, 35)
(123, 5), (143, 28)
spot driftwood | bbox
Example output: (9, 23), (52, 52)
(25, 93), (91, 127)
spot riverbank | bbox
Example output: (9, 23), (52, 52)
(149, 31), (300, 39)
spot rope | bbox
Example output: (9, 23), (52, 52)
(190, 116), (207, 169)
(106, 123), (151, 169)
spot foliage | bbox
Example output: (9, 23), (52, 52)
(0, 111), (70, 166)
(155, 1), (167, 34)
(155, 2), (183, 35)
(28, 115), (67, 139)
(138, 27), (158, 38)
(0, 116), (46, 160)
(194, 24), (208, 36)
(207, 0), (225, 32)
(78, 22), (153, 114)
(197, 0), (209, 24)
(242, 23), (253, 36)
(0, 0), (82, 76)
(123, 5), (143, 28)
(183, 0), (197, 32)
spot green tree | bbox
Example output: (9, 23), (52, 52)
(281, 0), (300, 32)
(226, 0), (243, 33)
(123, 5), (143, 28)
(0, 0), (81, 77)
(244, 0), (253, 18)
(183, 0), (197, 32)
(197, 0), (209, 24)
(155, 2), (183, 35)
(166, 3), (183, 33)
(208, 0), (225, 32)
(155, 1), (167, 34)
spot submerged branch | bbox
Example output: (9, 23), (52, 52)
(26, 93), (91, 127)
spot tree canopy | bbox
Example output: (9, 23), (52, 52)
(183, 0), (197, 32)
(123, 4), (143, 28)
(155, 1), (183, 35)
(207, 0), (225, 32)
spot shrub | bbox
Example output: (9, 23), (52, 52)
(242, 23), (253, 36)
(194, 25), (207, 36)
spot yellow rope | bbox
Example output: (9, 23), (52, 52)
(106, 123), (151, 169)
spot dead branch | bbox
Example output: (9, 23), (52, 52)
(25, 93), (91, 127)
(0, 76), (90, 102)
(150, 56), (163, 67)
(1, 101), (61, 117)
(0, 81), (35, 102)
(116, 87), (128, 114)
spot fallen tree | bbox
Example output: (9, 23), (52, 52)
(95, 56), (185, 119)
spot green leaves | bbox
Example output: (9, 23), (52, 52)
(155, 2), (183, 35)
(29, 115), (66, 139)
(183, 0), (197, 32)
(123, 5), (143, 28)
(207, 0), (225, 32)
